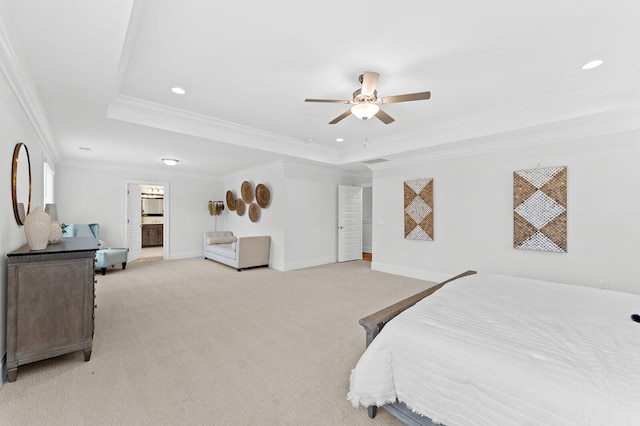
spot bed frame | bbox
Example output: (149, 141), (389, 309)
(358, 270), (477, 426)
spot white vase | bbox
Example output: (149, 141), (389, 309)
(24, 206), (52, 250)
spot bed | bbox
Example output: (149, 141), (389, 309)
(348, 271), (640, 425)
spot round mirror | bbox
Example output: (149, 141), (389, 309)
(11, 142), (32, 225)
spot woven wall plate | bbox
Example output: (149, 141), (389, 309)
(256, 183), (270, 208)
(241, 181), (253, 203)
(249, 203), (260, 222)
(226, 190), (236, 211)
(235, 198), (246, 216)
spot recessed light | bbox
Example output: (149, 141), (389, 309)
(336, 138), (344, 142)
(171, 87), (186, 95)
(582, 60), (603, 70)
(162, 158), (179, 166)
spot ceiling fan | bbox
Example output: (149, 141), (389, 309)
(305, 71), (430, 125)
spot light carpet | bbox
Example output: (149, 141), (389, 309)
(0, 258), (436, 425)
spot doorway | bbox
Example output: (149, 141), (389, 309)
(337, 184), (372, 263)
(125, 181), (169, 263)
(140, 184), (165, 260)
(362, 185), (372, 261)
(338, 185), (363, 262)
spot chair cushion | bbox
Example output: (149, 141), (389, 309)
(95, 248), (129, 268)
(206, 243), (236, 260)
(207, 235), (237, 245)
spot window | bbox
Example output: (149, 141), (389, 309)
(43, 162), (55, 205)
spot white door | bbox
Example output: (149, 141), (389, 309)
(126, 183), (142, 262)
(338, 185), (362, 262)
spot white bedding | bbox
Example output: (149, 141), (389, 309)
(348, 274), (640, 425)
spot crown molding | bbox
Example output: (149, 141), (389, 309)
(342, 72), (640, 165)
(107, 94), (342, 165)
(368, 111), (640, 171)
(281, 159), (358, 179)
(222, 158), (363, 181)
(222, 160), (286, 180)
(57, 159), (223, 181)
(0, 2), (59, 163)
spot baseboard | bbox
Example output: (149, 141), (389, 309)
(134, 253), (346, 273)
(281, 256), (337, 272)
(371, 262), (451, 284)
(166, 250), (203, 260)
(267, 261), (284, 271)
(198, 256), (336, 273)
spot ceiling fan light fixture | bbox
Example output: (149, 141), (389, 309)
(351, 103), (380, 120)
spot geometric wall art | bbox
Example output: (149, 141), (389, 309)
(513, 166), (567, 253)
(404, 178), (433, 241)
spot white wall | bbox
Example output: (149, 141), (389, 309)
(372, 130), (640, 294)
(223, 161), (358, 271)
(283, 163), (356, 270)
(222, 161), (285, 269)
(56, 165), (223, 259)
(0, 71), (50, 382)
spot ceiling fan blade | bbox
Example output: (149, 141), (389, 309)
(329, 110), (352, 124)
(375, 109), (395, 124)
(381, 91), (431, 104)
(360, 71), (380, 97)
(305, 98), (351, 104)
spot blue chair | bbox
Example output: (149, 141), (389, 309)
(63, 224), (129, 275)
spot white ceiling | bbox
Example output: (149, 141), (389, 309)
(3, 0), (640, 178)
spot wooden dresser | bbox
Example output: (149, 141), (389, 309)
(6, 236), (98, 382)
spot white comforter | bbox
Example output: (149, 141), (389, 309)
(348, 274), (640, 425)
